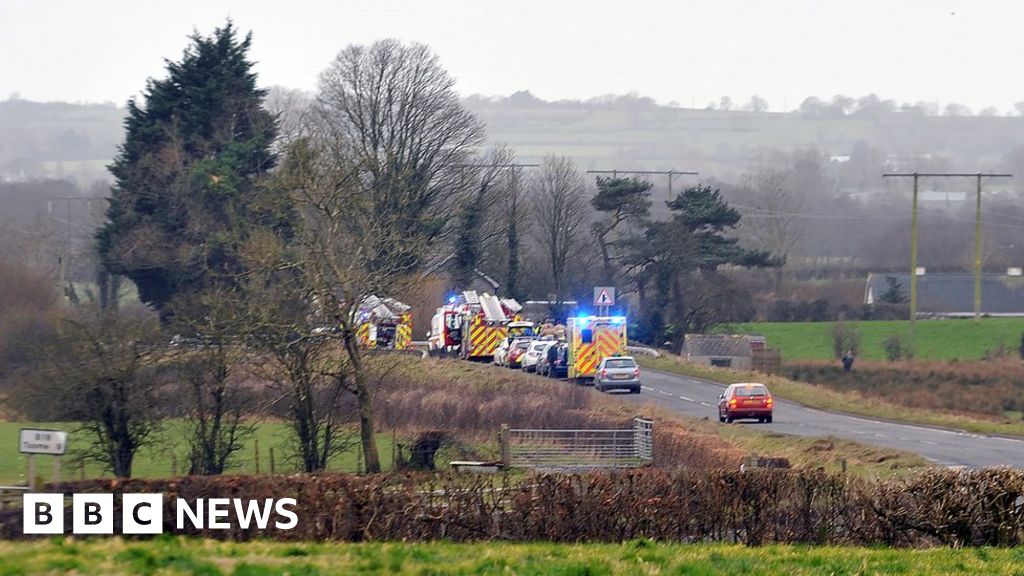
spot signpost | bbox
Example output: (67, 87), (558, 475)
(593, 286), (616, 316)
(19, 429), (67, 490)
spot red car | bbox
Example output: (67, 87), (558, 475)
(718, 383), (773, 424)
(506, 339), (533, 369)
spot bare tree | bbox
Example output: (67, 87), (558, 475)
(170, 288), (256, 475)
(242, 271), (358, 474)
(531, 156), (589, 301)
(316, 39), (485, 255)
(269, 132), (425, 474)
(739, 168), (807, 262)
(14, 309), (164, 477)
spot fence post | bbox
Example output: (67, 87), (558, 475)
(269, 447), (276, 474)
(500, 424), (511, 468)
(254, 439), (261, 475)
(27, 455), (35, 491)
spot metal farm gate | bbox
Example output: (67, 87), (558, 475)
(500, 418), (653, 470)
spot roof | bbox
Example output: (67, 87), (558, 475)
(864, 273), (1024, 315)
(684, 334), (753, 358)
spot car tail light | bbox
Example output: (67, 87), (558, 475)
(766, 397), (774, 406)
(600, 369), (607, 378)
(633, 368), (640, 378)
(728, 398), (737, 408)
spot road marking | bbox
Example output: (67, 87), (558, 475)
(658, 390), (673, 397)
(641, 385), (655, 391)
(679, 395), (695, 402)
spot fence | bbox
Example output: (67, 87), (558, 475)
(500, 417), (653, 470)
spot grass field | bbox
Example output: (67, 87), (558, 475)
(722, 318), (1024, 361)
(0, 420), (399, 485)
(3, 538), (1024, 575)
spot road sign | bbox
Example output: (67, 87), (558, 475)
(593, 286), (616, 307)
(19, 429), (68, 455)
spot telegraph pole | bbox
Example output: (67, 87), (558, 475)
(47, 196), (104, 302)
(586, 169), (699, 200)
(882, 172), (1011, 327)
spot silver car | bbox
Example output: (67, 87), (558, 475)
(595, 356), (641, 393)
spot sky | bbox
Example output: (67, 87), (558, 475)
(1, 0), (1022, 112)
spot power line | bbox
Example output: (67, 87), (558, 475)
(586, 169), (699, 200)
(883, 172), (1012, 326)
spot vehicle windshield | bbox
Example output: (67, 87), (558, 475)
(516, 342), (531, 350)
(734, 385), (768, 397)
(604, 358), (636, 369)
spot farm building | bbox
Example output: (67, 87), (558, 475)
(683, 334), (766, 370)
(864, 272), (1024, 317)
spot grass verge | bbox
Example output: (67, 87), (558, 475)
(0, 420), (400, 486)
(639, 355), (1024, 438)
(3, 538), (1024, 575)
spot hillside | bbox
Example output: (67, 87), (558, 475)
(5, 95), (1024, 190)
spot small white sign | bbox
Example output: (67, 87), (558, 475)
(19, 429), (68, 455)
(594, 286), (616, 306)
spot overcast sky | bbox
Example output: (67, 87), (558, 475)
(1, 0), (1020, 112)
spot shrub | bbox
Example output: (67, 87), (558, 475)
(882, 333), (913, 361)
(5, 468), (1024, 547)
(831, 321), (861, 359)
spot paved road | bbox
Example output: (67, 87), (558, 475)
(613, 368), (1024, 468)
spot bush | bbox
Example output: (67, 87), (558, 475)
(882, 333), (913, 361)
(831, 321), (861, 359)
(5, 468), (1024, 547)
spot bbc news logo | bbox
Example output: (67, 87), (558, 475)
(23, 494), (298, 534)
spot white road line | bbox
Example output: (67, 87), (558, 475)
(679, 395), (695, 402)
(658, 390), (673, 397)
(641, 385), (655, 391)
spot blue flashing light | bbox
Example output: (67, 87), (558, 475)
(447, 294), (458, 304)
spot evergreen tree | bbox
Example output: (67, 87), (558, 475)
(590, 176), (653, 282)
(879, 276), (907, 303)
(627, 185), (779, 347)
(97, 22), (281, 318)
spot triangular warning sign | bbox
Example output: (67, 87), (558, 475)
(596, 289), (612, 305)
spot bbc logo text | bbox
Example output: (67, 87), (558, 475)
(24, 494), (298, 534)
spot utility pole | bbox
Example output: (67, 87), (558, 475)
(47, 196), (104, 302)
(586, 169), (699, 200)
(882, 172), (1011, 328)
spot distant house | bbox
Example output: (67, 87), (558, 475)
(683, 334), (760, 369)
(864, 272), (1024, 317)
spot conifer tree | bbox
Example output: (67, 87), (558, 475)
(97, 22), (280, 318)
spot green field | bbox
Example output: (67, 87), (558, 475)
(0, 420), (399, 485)
(723, 318), (1024, 361)
(2, 538), (1023, 575)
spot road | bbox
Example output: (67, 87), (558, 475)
(614, 368), (1024, 468)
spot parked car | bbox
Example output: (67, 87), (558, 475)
(493, 339), (512, 366)
(521, 340), (555, 373)
(506, 339), (533, 369)
(538, 342), (569, 378)
(595, 356), (641, 393)
(718, 383), (773, 423)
